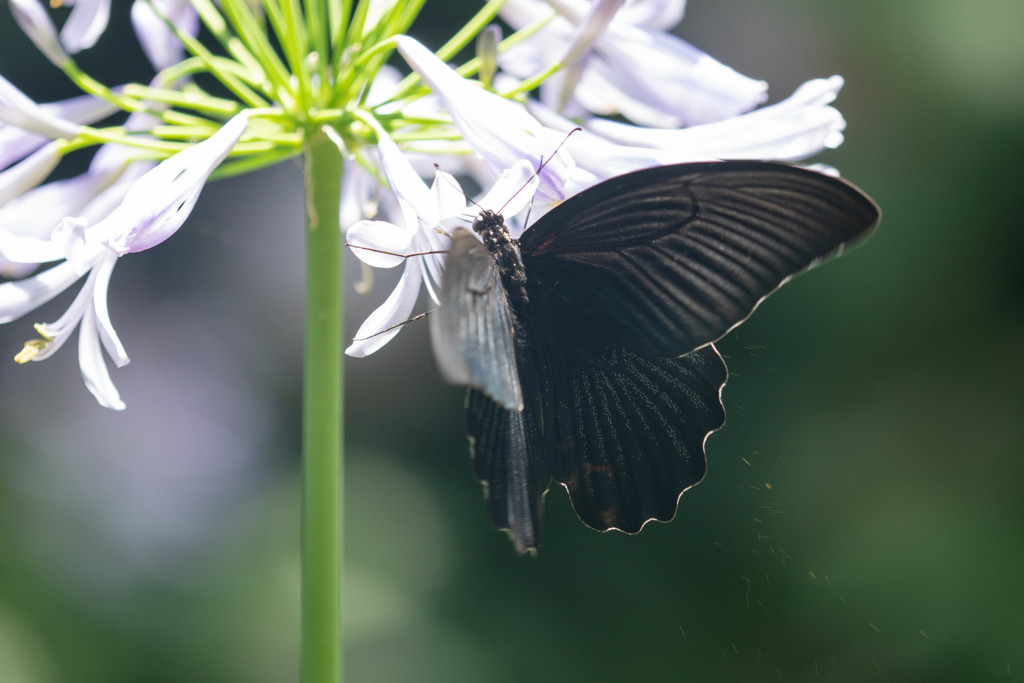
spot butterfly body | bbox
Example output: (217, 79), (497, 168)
(430, 161), (880, 554)
(473, 209), (531, 326)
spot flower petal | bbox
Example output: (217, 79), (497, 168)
(131, 0), (199, 70)
(346, 258), (425, 357)
(0, 155), (124, 241)
(340, 158), (383, 230)
(395, 35), (574, 203)
(92, 111), (250, 255)
(430, 170), (468, 220)
(31, 258), (98, 360)
(476, 160), (539, 218)
(0, 75), (82, 139)
(59, 0), (112, 53)
(0, 260), (83, 324)
(616, 0), (686, 30)
(78, 305), (126, 410)
(8, 0), (70, 66)
(527, 100), (684, 179)
(376, 129), (434, 230)
(0, 141), (61, 207)
(91, 250), (128, 367)
(346, 220), (415, 268)
(586, 76), (847, 161)
(577, 27), (767, 127)
(0, 257), (37, 279)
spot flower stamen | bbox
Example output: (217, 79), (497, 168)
(14, 324), (54, 363)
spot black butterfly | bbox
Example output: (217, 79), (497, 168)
(429, 161), (880, 554)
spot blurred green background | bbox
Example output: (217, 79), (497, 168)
(1, 1), (1022, 681)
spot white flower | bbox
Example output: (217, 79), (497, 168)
(523, 75), (848, 188)
(0, 74), (84, 140)
(8, 0), (70, 67)
(394, 35), (575, 204)
(499, 0), (768, 127)
(0, 142), (61, 206)
(58, 0), (112, 53)
(345, 129), (540, 357)
(0, 113), (249, 409)
(584, 75), (848, 161)
(0, 90), (118, 170)
(0, 143), (151, 268)
(345, 132), (457, 357)
(88, 110), (251, 256)
(0, 248), (127, 410)
(131, 0), (199, 70)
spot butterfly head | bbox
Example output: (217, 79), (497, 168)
(471, 209), (510, 245)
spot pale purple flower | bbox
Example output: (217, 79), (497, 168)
(345, 129), (539, 356)
(0, 90), (118, 169)
(0, 248), (127, 409)
(584, 75), (847, 161)
(0, 144), (151, 268)
(525, 75), (849, 188)
(394, 35), (575, 204)
(345, 132), (458, 356)
(0, 113), (249, 409)
(0, 142), (62, 206)
(88, 110), (251, 256)
(8, 0), (70, 66)
(131, 0), (200, 70)
(58, 0), (112, 53)
(0, 74), (84, 141)
(499, 0), (768, 127)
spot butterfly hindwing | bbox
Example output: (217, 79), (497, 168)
(525, 306), (728, 533)
(430, 228), (523, 410)
(520, 162), (880, 358)
(465, 356), (552, 555)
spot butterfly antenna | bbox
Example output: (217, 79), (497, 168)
(434, 162), (485, 214)
(497, 127), (582, 217)
(351, 310), (434, 342)
(345, 243), (449, 259)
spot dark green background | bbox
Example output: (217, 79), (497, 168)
(1, 1), (1022, 680)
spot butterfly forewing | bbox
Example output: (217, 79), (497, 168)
(429, 229), (523, 410)
(520, 162), (881, 358)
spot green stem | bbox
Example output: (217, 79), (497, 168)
(301, 127), (344, 683)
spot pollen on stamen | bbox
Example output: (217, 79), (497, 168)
(14, 324), (54, 364)
(15, 338), (49, 364)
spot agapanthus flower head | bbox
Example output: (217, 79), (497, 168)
(0, 0), (861, 407)
(499, 0), (767, 127)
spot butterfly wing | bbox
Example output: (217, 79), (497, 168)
(520, 161), (881, 358)
(432, 228), (550, 553)
(430, 228), (523, 410)
(556, 345), (725, 534)
(525, 306), (728, 532)
(465, 363), (551, 555)
(434, 162), (878, 549)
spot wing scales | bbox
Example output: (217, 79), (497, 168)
(521, 162), (880, 357)
(465, 364), (551, 555)
(537, 332), (728, 533)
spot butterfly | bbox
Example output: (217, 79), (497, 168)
(428, 161), (880, 554)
